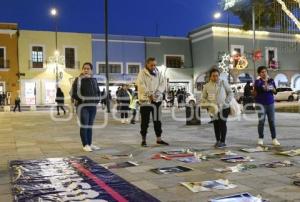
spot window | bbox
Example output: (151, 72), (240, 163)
(230, 45), (244, 55)
(32, 46), (44, 68)
(127, 63), (141, 74)
(0, 47), (6, 68)
(165, 55), (184, 68)
(65, 47), (76, 69)
(265, 47), (278, 69)
(97, 62), (122, 74)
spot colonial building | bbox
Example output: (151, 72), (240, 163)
(189, 23), (300, 91)
(18, 30), (92, 105)
(0, 23), (19, 105)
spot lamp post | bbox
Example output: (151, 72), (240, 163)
(214, 11), (231, 83)
(50, 8), (59, 87)
(104, 0), (110, 113)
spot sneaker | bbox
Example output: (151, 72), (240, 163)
(90, 145), (100, 150)
(257, 139), (264, 146)
(217, 142), (227, 148)
(121, 119), (125, 124)
(125, 119), (130, 124)
(83, 145), (92, 152)
(141, 141), (148, 147)
(214, 142), (220, 148)
(272, 139), (281, 146)
(156, 140), (169, 146)
(130, 120), (136, 124)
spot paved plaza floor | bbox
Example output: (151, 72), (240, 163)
(0, 109), (299, 202)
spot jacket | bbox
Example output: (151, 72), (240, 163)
(201, 79), (233, 116)
(117, 89), (131, 104)
(56, 90), (65, 104)
(254, 78), (276, 105)
(71, 76), (101, 105)
(136, 67), (165, 104)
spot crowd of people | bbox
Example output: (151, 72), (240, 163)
(52, 57), (282, 152)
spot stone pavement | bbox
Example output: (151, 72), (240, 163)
(0, 109), (299, 202)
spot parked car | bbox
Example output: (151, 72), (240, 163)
(275, 87), (298, 102)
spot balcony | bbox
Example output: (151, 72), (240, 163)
(0, 60), (10, 70)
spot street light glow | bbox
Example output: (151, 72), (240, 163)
(50, 8), (57, 16)
(214, 12), (222, 19)
(54, 50), (60, 56)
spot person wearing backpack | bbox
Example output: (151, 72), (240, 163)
(201, 67), (233, 148)
(71, 62), (101, 152)
(254, 66), (280, 146)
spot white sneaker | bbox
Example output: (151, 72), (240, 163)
(121, 119), (125, 124)
(83, 145), (92, 152)
(125, 119), (130, 124)
(272, 139), (281, 146)
(90, 145), (100, 150)
(257, 139), (264, 146)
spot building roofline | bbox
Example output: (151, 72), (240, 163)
(189, 23), (300, 37)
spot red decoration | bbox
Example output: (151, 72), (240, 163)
(253, 50), (263, 61)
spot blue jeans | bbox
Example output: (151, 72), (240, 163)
(78, 105), (97, 146)
(257, 104), (276, 139)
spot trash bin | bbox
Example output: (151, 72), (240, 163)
(185, 105), (201, 125)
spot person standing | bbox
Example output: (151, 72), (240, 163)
(201, 68), (233, 148)
(129, 85), (139, 124)
(136, 57), (169, 147)
(71, 62), (101, 152)
(243, 81), (254, 110)
(254, 66), (280, 146)
(55, 87), (66, 115)
(117, 84), (131, 124)
(13, 95), (21, 112)
(101, 89), (107, 110)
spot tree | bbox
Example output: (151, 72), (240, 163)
(220, 0), (300, 31)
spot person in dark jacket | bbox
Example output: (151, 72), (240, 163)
(254, 66), (280, 146)
(71, 62), (101, 152)
(56, 87), (66, 115)
(117, 84), (131, 124)
(243, 81), (254, 110)
(13, 95), (21, 112)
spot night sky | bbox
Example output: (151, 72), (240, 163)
(0, 0), (240, 36)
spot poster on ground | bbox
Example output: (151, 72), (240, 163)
(10, 156), (160, 202)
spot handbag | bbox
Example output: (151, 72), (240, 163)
(222, 81), (241, 117)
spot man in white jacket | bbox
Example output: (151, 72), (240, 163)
(136, 57), (169, 147)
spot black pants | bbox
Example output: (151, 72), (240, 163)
(213, 108), (230, 143)
(57, 104), (66, 114)
(13, 102), (21, 112)
(131, 109), (137, 122)
(120, 103), (129, 118)
(140, 102), (162, 139)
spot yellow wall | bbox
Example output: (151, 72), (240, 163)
(18, 30), (92, 105)
(0, 24), (19, 104)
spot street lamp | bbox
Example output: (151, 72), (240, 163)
(50, 8), (57, 16)
(50, 8), (59, 87)
(214, 11), (231, 83)
(213, 12), (222, 19)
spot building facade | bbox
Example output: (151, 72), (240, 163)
(92, 35), (194, 95)
(18, 30), (92, 105)
(189, 24), (300, 91)
(0, 23), (19, 105)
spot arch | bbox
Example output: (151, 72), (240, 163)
(274, 73), (289, 87)
(291, 74), (300, 90)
